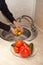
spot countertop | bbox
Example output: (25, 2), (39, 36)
(0, 28), (43, 65)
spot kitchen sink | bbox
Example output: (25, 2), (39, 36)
(0, 15), (38, 42)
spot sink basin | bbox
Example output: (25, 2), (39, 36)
(0, 26), (38, 42)
(0, 15), (38, 42)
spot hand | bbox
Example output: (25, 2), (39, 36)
(13, 20), (23, 33)
(10, 27), (17, 36)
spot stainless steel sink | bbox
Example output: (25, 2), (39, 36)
(0, 15), (38, 42)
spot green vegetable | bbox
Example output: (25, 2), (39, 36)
(11, 43), (15, 47)
(29, 43), (34, 54)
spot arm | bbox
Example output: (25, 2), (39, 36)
(0, 22), (17, 35)
(0, 22), (10, 31)
(0, 0), (23, 34)
(1, 0), (16, 23)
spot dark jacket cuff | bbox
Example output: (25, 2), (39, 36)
(0, 22), (10, 31)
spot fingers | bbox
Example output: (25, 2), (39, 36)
(10, 27), (17, 36)
(12, 21), (24, 35)
(18, 26), (23, 33)
(14, 22), (23, 33)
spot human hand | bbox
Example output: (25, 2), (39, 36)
(13, 20), (23, 33)
(10, 27), (17, 36)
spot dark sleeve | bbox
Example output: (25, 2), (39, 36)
(1, 0), (16, 23)
(0, 22), (10, 31)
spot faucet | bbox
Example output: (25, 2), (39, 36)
(16, 15), (36, 32)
